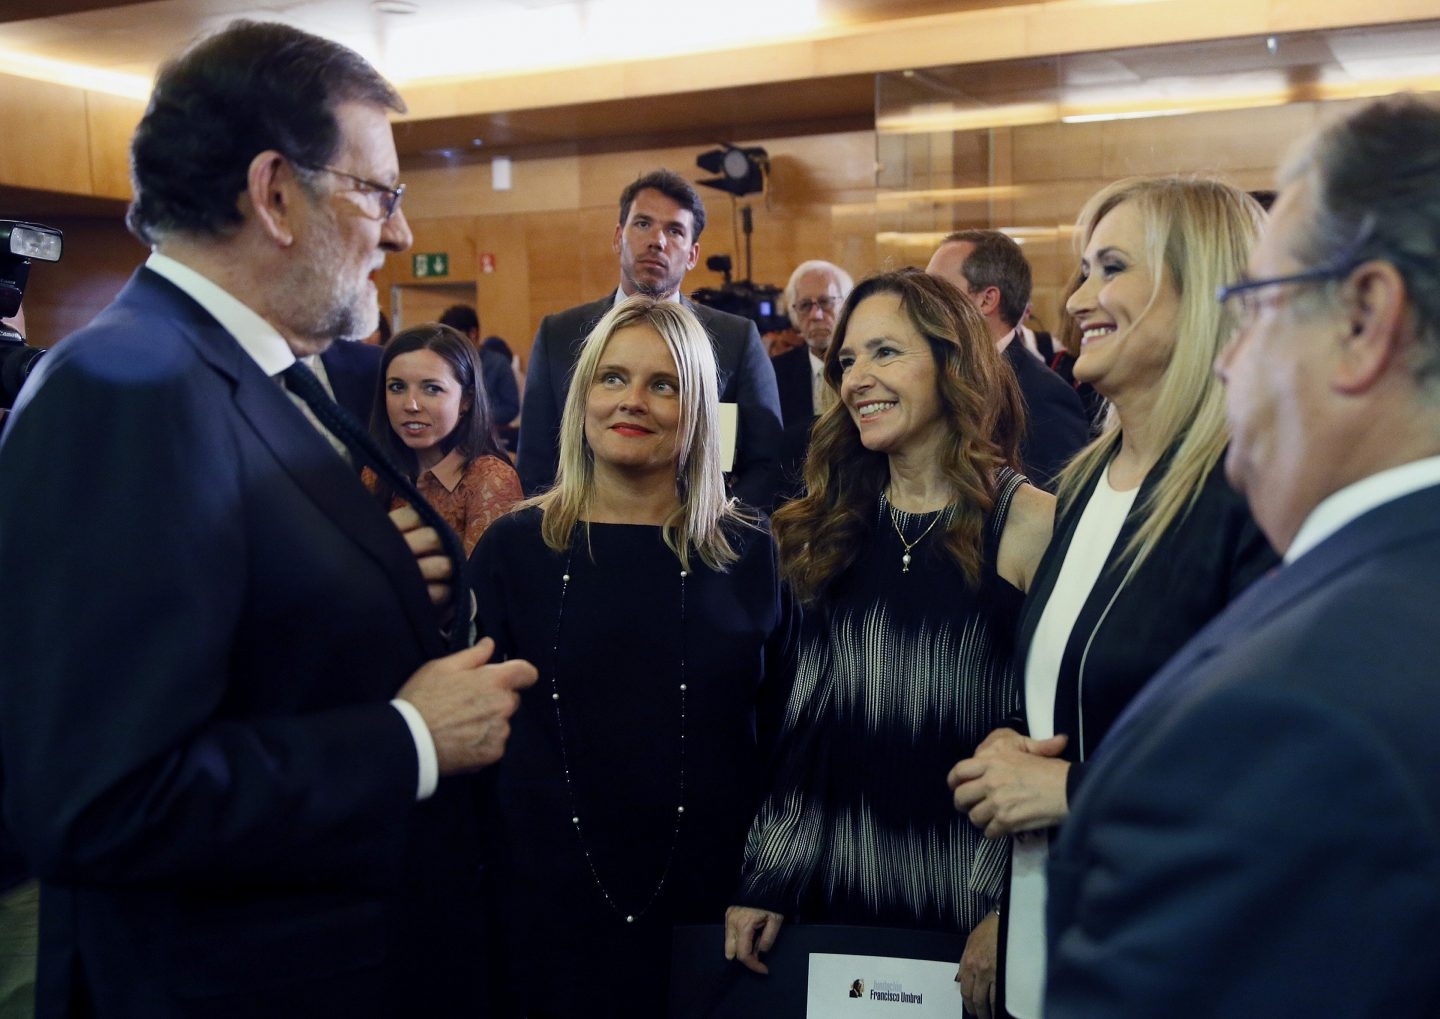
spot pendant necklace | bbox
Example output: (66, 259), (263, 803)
(549, 543), (687, 925)
(882, 490), (952, 573)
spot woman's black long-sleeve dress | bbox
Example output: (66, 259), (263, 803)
(468, 507), (785, 1018)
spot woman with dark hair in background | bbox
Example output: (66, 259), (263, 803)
(468, 297), (785, 1018)
(948, 176), (1279, 1019)
(363, 322), (521, 555)
(725, 268), (1054, 1001)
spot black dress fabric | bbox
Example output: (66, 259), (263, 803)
(467, 507), (784, 1018)
(736, 469), (1027, 936)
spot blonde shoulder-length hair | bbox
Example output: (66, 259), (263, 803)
(528, 296), (752, 571)
(1057, 174), (1265, 572)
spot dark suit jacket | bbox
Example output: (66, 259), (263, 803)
(516, 294), (783, 508)
(319, 338), (382, 427)
(1046, 483), (1440, 1018)
(1004, 339), (1089, 491)
(771, 344), (816, 502)
(0, 269), (490, 1018)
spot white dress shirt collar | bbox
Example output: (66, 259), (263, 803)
(146, 251), (297, 376)
(1286, 455), (1440, 563)
(613, 286), (683, 306)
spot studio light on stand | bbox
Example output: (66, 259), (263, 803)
(1, 220), (64, 411)
(689, 147), (785, 332)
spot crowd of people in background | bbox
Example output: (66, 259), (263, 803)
(3, 17), (1440, 1019)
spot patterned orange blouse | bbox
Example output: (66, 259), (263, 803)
(362, 450), (523, 557)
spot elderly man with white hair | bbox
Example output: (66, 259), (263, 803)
(772, 259), (853, 500)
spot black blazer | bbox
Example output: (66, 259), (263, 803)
(319, 338), (383, 426)
(771, 344), (817, 501)
(1047, 483), (1440, 1018)
(516, 294), (783, 508)
(0, 268), (491, 1018)
(1004, 340), (1090, 492)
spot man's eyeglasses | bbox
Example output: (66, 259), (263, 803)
(1216, 263), (1356, 327)
(296, 162), (406, 221)
(794, 296), (841, 316)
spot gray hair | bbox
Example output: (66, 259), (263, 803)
(784, 260), (854, 328)
(1279, 93), (1440, 389)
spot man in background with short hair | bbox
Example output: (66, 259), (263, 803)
(516, 169), (782, 508)
(928, 230), (1090, 490)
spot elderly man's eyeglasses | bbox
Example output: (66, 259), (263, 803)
(795, 296), (841, 316)
(296, 162), (406, 221)
(1216, 263), (1356, 327)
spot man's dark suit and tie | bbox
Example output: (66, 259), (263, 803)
(1044, 94), (1440, 1018)
(928, 231), (1089, 490)
(0, 22), (535, 1018)
(516, 169), (783, 508)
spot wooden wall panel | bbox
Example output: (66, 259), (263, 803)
(402, 155), (581, 220)
(391, 281), (476, 333)
(85, 92), (144, 200)
(0, 75), (93, 194)
(384, 128), (880, 366)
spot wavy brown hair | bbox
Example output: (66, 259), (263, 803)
(773, 268), (1023, 603)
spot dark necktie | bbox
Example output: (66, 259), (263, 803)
(282, 360), (470, 651)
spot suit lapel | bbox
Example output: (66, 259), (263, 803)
(133, 269), (445, 658)
(1101, 483), (1440, 759)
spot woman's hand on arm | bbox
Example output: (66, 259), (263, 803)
(724, 905), (785, 975)
(957, 911), (999, 1019)
(948, 728), (1071, 837)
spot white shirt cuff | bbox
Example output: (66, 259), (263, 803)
(391, 699), (439, 801)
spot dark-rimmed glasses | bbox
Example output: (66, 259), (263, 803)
(1216, 215), (1375, 328)
(794, 296), (841, 316)
(295, 162), (406, 221)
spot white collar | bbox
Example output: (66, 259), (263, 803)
(146, 251), (296, 376)
(1286, 455), (1440, 563)
(613, 286), (683, 306)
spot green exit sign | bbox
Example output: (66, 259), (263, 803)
(412, 252), (449, 278)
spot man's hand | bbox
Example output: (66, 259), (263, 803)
(724, 905), (785, 975)
(396, 637), (537, 774)
(390, 505), (450, 606)
(957, 911), (999, 1019)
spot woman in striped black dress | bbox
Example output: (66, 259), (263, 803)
(724, 269), (1055, 997)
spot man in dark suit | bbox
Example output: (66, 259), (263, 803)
(516, 169), (783, 507)
(320, 337), (383, 431)
(0, 22), (536, 1018)
(928, 230), (1089, 490)
(771, 259), (853, 500)
(1045, 94), (1440, 1018)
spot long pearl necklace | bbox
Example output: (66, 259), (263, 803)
(548, 545), (687, 925)
(882, 490), (953, 573)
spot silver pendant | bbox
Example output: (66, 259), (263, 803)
(901, 552), (912, 572)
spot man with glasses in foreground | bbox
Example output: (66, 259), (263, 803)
(1045, 92), (1440, 1018)
(0, 21), (536, 1017)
